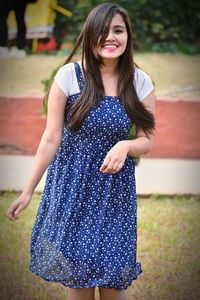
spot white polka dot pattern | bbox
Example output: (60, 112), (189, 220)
(29, 62), (142, 290)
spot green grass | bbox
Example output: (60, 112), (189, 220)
(1, 192), (200, 300)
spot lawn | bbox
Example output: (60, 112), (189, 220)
(0, 192), (200, 300)
(0, 53), (199, 100)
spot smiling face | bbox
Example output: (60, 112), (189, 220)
(94, 14), (128, 62)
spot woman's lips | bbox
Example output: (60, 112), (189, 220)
(102, 44), (119, 52)
(103, 44), (118, 49)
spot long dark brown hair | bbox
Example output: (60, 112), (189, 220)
(44, 3), (155, 137)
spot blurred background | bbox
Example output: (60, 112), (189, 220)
(0, 1), (200, 300)
(4, 0), (200, 56)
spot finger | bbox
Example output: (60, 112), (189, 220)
(100, 156), (111, 171)
(118, 161), (124, 169)
(111, 162), (122, 173)
(14, 204), (23, 217)
(7, 201), (18, 215)
(6, 209), (15, 219)
(7, 204), (22, 220)
(11, 215), (19, 221)
(6, 212), (19, 221)
(111, 161), (124, 173)
(101, 160), (116, 173)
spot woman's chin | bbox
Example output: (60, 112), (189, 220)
(99, 54), (122, 61)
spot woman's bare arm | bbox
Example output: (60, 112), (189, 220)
(122, 90), (156, 157)
(22, 81), (67, 195)
(6, 80), (67, 220)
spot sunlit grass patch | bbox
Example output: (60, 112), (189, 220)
(1, 192), (200, 300)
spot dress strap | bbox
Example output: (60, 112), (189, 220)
(74, 62), (84, 92)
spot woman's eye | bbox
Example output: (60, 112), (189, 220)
(115, 29), (123, 34)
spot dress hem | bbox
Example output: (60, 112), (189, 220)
(29, 264), (143, 291)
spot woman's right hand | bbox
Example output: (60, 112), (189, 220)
(6, 192), (32, 222)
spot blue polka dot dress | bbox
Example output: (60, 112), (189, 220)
(29, 62), (143, 290)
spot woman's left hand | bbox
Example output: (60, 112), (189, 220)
(99, 141), (129, 174)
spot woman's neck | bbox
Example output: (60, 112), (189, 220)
(81, 58), (119, 76)
(99, 58), (119, 76)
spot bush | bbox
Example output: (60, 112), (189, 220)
(54, 0), (200, 53)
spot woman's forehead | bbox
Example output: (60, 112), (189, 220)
(109, 14), (126, 27)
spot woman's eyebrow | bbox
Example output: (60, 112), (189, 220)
(113, 25), (126, 29)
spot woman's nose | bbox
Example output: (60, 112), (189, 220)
(106, 30), (115, 41)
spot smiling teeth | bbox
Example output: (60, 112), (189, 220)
(103, 45), (117, 49)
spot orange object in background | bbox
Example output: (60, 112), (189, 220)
(7, 0), (72, 52)
(37, 37), (57, 52)
(60, 42), (73, 50)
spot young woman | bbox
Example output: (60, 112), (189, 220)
(6, 3), (156, 300)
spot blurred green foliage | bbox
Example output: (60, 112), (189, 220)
(55, 0), (200, 54)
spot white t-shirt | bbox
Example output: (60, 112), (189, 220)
(54, 61), (154, 102)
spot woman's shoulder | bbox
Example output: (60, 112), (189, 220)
(54, 61), (80, 97)
(57, 60), (82, 73)
(134, 67), (154, 101)
(134, 67), (152, 82)
(56, 61), (75, 75)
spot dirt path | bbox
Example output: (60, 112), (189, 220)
(0, 53), (199, 100)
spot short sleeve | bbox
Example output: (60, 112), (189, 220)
(134, 68), (154, 102)
(54, 63), (74, 97)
